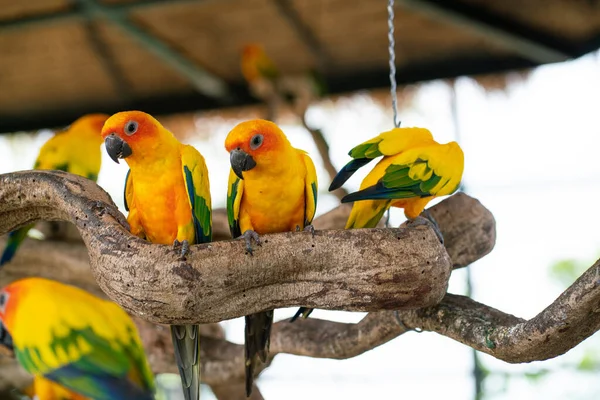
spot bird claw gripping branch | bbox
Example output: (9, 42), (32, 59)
(240, 230), (262, 256)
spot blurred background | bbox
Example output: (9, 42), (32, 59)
(1, 0), (600, 399)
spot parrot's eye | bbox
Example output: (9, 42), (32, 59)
(125, 120), (138, 136)
(0, 293), (8, 313)
(250, 134), (263, 150)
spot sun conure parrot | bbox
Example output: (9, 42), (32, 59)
(329, 127), (464, 236)
(102, 111), (211, 400)
(225, 119), (318, 396)
(0, 277), (155, 400)
(240, 43), (327, 118)
(0, 113), (108, 267)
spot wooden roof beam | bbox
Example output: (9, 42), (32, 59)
(397, 0), (575, 64)
(0, 0), (209, 33)
(76, 0), (230, 100)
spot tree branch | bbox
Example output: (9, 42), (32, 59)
(0, 172), (505, 390)
(0, 171), (453, 325)
(300, 115), (347, 201)
(4, 170), (595, 390)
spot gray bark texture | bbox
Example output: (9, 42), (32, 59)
(1, 170), (595, 397)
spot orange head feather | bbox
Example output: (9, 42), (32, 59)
(0, 279), (30, 334)
(224, 119), (291, 179)
(101, 111), (177, 166)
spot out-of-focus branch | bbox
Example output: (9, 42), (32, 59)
(300, 115), (347, 200)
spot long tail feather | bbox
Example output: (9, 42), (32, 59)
(171, 324), (200, 400)
(329, 158), (372, 191)
(245, 311), (273, 396)
(0, 225), (34, 267)
(290, 307), (313, 323)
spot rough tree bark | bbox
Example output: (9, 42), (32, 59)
(1, 170), (598, 397)
(0, 171), (452, 324)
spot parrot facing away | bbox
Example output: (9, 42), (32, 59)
(330, 127), (464, 234)
(224, 119), (318, 396)
(102, 111), (211, 400)
(0, 114), (108, 267)
(0, 277), (155, 400)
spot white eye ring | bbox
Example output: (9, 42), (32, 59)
(250, 134), (263, 150)
(125, 120), (138, 136)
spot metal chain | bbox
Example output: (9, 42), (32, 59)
(387, 0), (400, 128)
(386, 0), (399, 228)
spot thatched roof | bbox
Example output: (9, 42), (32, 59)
(1, 0), (599, 133)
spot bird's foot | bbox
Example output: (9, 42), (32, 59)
(290, 307), (314, 323)
(303, 224), (316, 238)
(408, 213), (444, 245)
(239, 230), (261, 256)
(173, 239), (190, 260)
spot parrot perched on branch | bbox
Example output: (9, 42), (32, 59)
(0, 277), (155, 400)
(240, 43), (327, 118)
(0, 114), (108, 267)
(330, 127), (464, 235)
(102, 111), (211, 400)
(224, 119), (318, 396)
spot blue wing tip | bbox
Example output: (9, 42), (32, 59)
(342, 184), (387, 203)
(329, 158), (372, 192)
(0, 244), (17, 266)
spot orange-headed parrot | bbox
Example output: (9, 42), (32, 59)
(224, 119), (318, 396)
(102, 111), (211, 400)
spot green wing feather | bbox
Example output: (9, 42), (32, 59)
(124, 169), (132, 212)
(342, 143), (464, 203)
(301, 152), (318, 227)
(330, 127), (436, 192)
(16, 315), (154, 399)
(181, 146), (212, 244)
(226, 169), (244, 238)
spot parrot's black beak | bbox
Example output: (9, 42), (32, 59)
(0, 321), (13, 351)
(104, 133), (132, 164)
(230, 149), (256, 180)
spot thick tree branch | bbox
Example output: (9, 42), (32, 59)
(0, 174), (505, 391)
(0, 171), (452, 325)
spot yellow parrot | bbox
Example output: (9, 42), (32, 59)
(330, 127), (464, 236)
(0, 114), (108, 266)
(102, 111), (211, 400)
(0, 277), (154, 400)
(224, 119), (318, 396)
(240, 43), (326, 117)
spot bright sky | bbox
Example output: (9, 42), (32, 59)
(1, 52), (600, 400)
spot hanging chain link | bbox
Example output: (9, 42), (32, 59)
(385, 0), (399, 227)
(387, 0), (400, 128)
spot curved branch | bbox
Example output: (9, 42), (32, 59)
(300, 116), (347, 201)
(0, 178), (501, 388)
(202, 256), (600, 368)
(0, 171), (453, 324)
